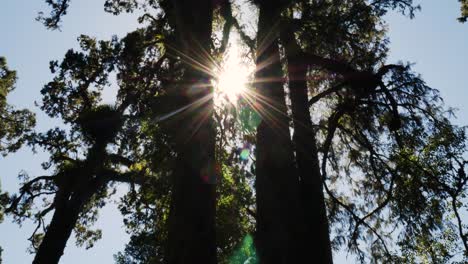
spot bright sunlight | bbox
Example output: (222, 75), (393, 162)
(214, 42), (251, 105)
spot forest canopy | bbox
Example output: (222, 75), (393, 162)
(1, 0), (468, 264)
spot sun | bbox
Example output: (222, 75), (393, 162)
(216, 64), (247, 103)
(214, 43), (250, 105)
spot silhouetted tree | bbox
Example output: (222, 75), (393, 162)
(249, 0), (310, 263)
(275, 1), (468, 262)
(157, 1), (218, 263)
(281, 25), (334, 264)
(6, 33), (164, 264)
(32, 1), (254, 263)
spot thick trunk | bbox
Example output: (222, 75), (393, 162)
(281, 29), (333, 264)
(32, 143), (108, 264)
(166, 0), (217, 263)
(254, 2), (305, 263)
(32, 188), (95, 264)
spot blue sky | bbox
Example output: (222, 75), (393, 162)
(0, 0), (467, 263)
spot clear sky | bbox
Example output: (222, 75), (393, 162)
(0, 0), (467, 263)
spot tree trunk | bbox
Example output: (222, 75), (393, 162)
(32, 142), (109, 264)
(281, 29), (334, 264)
(254, 2), (306, 263)
(32, 187), (96, 264)
(166, 0), (217, 263)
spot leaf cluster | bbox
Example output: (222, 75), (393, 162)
(0, 57), (36, 156)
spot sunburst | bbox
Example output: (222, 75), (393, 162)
(214, 43), (251, 105)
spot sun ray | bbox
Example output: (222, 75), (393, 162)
(158, 31), (299, 143)
(165, 42), (219, 78)
(154, 93), (213, 123)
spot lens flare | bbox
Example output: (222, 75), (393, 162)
(229, 234), (258, 264)
(215, 43), (250, 105)
(239, 148), (250, 161)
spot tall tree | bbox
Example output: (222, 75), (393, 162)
(277, 1), (468, 262)
(32, 1), (224, 263)
(6, 32), (166, 263)
(276, 1), (391, 262)
(251, 0), (308, 263)
(280, 26), (333, 264)
(162, 0), (218, 262)
(114, 2), (258, 263)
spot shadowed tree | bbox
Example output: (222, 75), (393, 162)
(249, 1), (309, 263)
(160, 0), (218, 262)
(240, 0), (468, 262)
(275, 1), (468, 262)
(110, 2), (257, 263)
(280, 24), (334, 264)
(41, 1), (219, 261)
(35, 1), (244, 263)
(276, 1), (391, 262)
(6, 32), (168, 264)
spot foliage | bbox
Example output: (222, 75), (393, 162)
(113, 154), (256, 264)
(0, 57), (35, 262)
(37, 0), (71, 29)
(317, 64), (468, 262)
(278, 1), (468, 262)
(4, 0), (467, 263)
(0, 57), (36, 156)
(228, 234), (258, 264)
(6, 31), (161, 253)
(460, 0), (468, 22)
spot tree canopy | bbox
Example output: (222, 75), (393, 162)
(1, 0), (468, 263)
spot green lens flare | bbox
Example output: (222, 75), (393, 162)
(229, 234), (258, 264)
(240, 149), (250, 161)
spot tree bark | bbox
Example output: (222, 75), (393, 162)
(166, 0), (217, 263)
(281, 29), (334, 264)
(254, 1), (306, 263)
(32, 144), (107, 264)
(32, 185), (98, 264)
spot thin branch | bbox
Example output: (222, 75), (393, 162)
(452, 197), (468, 255)
(320, 106), (392, 257)
(308, 82), (346, 107)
